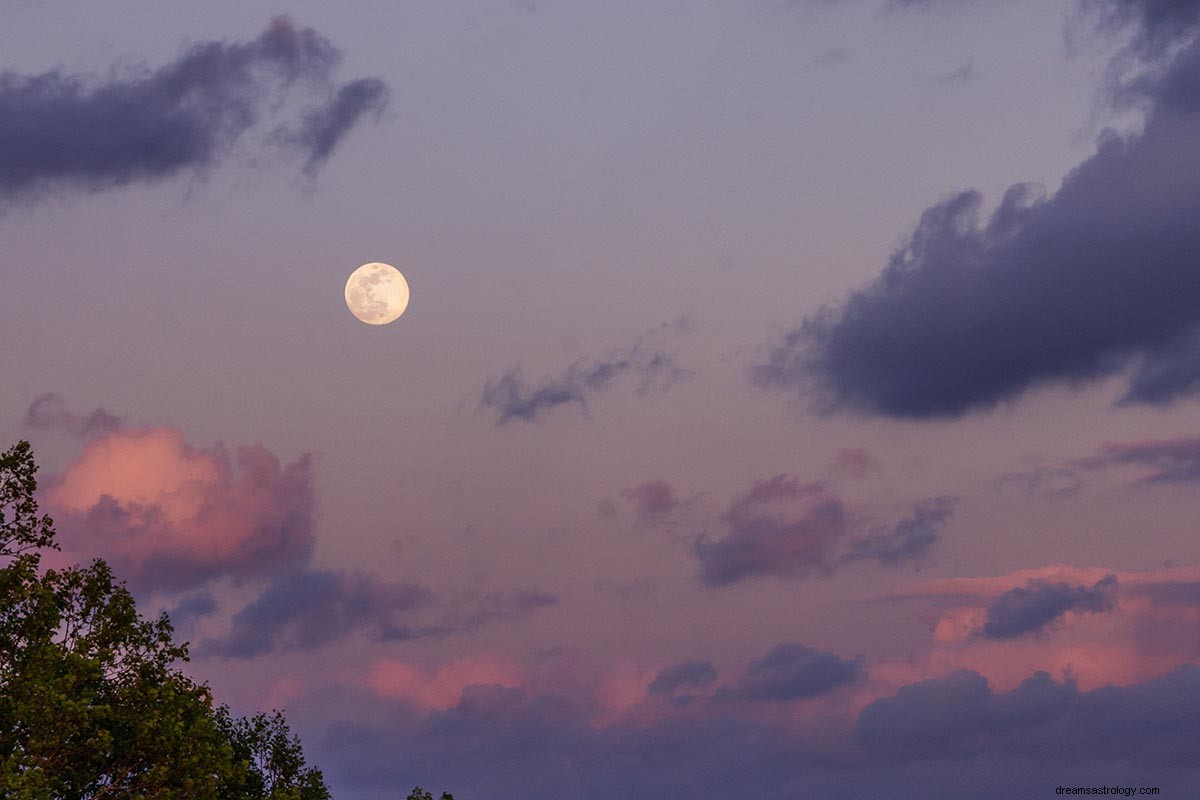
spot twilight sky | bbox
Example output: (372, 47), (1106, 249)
(6, 0), (1200, 796)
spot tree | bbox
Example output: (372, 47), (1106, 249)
(219, 709), (331, 800)
(407, 788), (456, 800)
(0, 440), (331, 799)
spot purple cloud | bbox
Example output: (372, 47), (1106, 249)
(980, 576), (1117, 640)
(203, 568), (432, 658)
(694, 475), (953, 586)
(728, 642), (863, 701)
(0, 17), (387, 201)
(754, 28), (1200, 417)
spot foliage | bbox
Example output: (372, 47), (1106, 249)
(0, 440), (331, 799)
(407, 788), (456, 800)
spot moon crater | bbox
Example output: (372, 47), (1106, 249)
(345, 262), (409, 325)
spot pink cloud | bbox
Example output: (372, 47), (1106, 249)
(367, 657), (523, 712)
(45, 426), (316, 592)
(879, 564), (1200, 692)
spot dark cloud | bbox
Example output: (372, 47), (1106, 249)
(729, 643), (863, 701)
(0, 17), (387, 201)
(694, 475), (952, 587)
(648, 660), (719, 696)
(203, 568), (432, 658)
(1079, 436), (1200, 483)
(980, 576), (1116, 640)
(23, 393), (122, 437)
(480, 323), (691, 425)
(754, 32), (1200, 418)
(166, 591), (218, 626)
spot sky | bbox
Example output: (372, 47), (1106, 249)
(5, 0), (1200, 796)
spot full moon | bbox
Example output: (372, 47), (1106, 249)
(344, 262), (410, 325)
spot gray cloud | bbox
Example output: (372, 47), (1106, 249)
(0, 17), (387, 201)
(754, 31), (1200, 418)
(480, 323), (691, 425)
(694, 475), (953, 587)
(23, 393), (122, 437)
(648, 660), (719, 696)
(729, 642), (863, 701)
(980, 576), (1117, 640)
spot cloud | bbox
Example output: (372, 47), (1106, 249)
(889, 564), (1200, 691)
(202, 568), (432, 658)
(23, 393), (122, 437)
(754, 32), (1200, 417)
(1078, 436), (1200, 483)
(728, 642), (863, 701)
(0, 16), (387, 201)
(45, 426), (316, 592)
(453, 589), (559, 631)
(367, 657), (524, 712)
(980, 576), (1117, 639)
(828, 447), (879, 479)
(996, 466), (1084, 499)
(293, 77), (388, 175)
(620, 480), (681, 518)
(857, 664), (1200, 766)
(166, 590), (219, 627)
(647, 660), (718, 696)
(207, 580), (555, 659)
(839, 496), (956, 566)
(295, 642), (1200, 800)
(694, 475), (953, 586)
(480, 322), (691, 425)
(1081, 0), (1200, 53)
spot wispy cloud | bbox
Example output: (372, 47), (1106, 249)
(480, 321), (691, 425)
(24, 392), (122, 437)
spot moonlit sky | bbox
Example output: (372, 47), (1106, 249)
(6, 1), (1200, 796)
